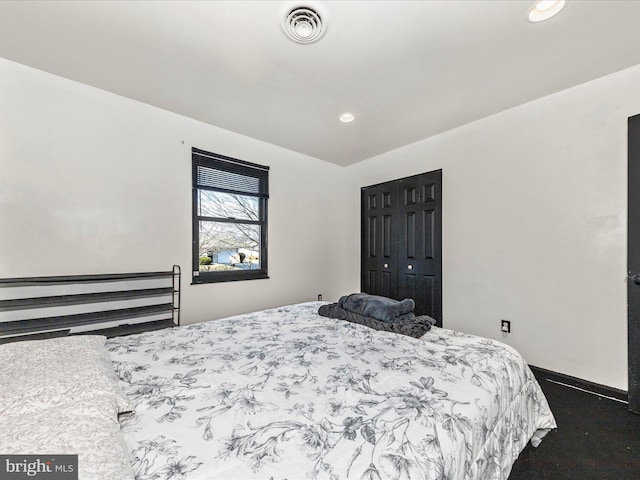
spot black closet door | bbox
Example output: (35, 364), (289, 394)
(397, 171), (442, 323)
(361, 180), (398, 300)
(361, 170), (442, 326)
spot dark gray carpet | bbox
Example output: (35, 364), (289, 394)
(509, 369), (640, 479)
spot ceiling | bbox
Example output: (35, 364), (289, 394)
(1, 0), (640, 167)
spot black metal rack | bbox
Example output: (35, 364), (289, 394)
(0, 265), (180, 343)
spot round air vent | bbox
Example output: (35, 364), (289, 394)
(280, 1), (329, 44)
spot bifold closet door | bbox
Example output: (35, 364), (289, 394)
(361, 180), (398, 300)
(361, 170), (442, 326)
(396, 171), (442, 324)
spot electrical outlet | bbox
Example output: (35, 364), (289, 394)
(317, 294), (323, 301)
(501, 320), (511, 333)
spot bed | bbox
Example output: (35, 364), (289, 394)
(102, 301), (556, 480)
(0, 298), (555, 479)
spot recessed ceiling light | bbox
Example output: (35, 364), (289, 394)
(339, 112), (355, 123)
(528, 0), (566, 22)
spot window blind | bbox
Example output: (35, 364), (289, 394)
(192, 148), (269, 198)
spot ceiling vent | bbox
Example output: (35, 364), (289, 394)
(280, 1), (329, 44)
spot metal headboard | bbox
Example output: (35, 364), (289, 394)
(0, 265), (180, 343)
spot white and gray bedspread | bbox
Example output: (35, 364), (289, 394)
(106, 301), (556, 480)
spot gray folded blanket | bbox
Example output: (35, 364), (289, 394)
(318, 303), (436, 339)
(338, 293), (415, 323)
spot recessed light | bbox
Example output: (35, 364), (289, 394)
(528, 0), (566, 22)
(339, 112), (355, 123)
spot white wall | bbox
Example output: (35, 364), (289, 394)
(0, 58), (351, 324)
(2, 54), (638, 391)
(344, 64), (640, 391)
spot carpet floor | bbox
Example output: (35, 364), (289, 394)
(509, 369), (640, 479)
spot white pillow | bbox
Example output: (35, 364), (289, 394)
(0, 335), (133, 417)
(0, 396), (135, 480)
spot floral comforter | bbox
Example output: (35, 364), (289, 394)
(106, 302), (556, 480)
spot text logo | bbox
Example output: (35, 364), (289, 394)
(0, 455), (78, 480)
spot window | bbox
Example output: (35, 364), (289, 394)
(192, 148), (269, 284)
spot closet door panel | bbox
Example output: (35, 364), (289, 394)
(383, 215), (392, 257)
(366, 216), (377, 258)
(361, 182), (398, 300)
(397, 171), (442, 323)
(418, 173), (442, 323)
(404, 211), (416, 259)
(422, 209), (435, 260)
(380, 270), (394, 298)
(418, 274), (437, 320)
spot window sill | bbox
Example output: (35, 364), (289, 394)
(191, 271), (269, 285)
